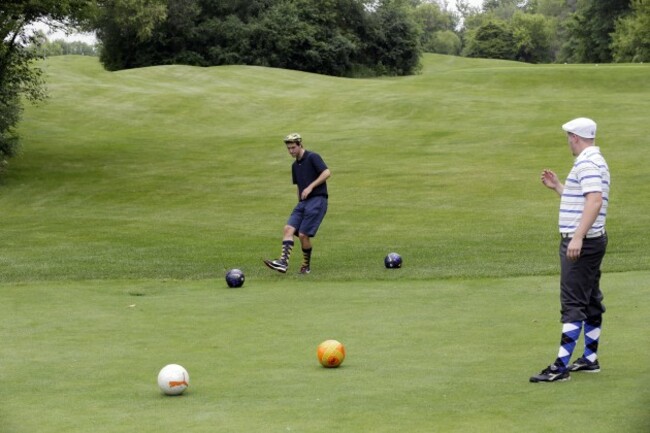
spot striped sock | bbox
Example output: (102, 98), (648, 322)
(583, 318), (602, 363)
(554, 322), (582, 370)
(280, 240), (294, 264)
(301, 248), (312, 268)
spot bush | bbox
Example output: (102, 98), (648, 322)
(463, 20), (517, 60)
(428, 30), (462, 55)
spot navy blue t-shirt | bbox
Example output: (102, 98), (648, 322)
(292, 150), (328, 200)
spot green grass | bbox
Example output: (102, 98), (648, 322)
(2, 274), (649, 432)
(4, 55), (650, 282)
(1, 54), (649, 432)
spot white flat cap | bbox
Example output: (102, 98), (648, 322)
(562, 117), (597, 139)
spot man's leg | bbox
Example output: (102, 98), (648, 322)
(531, 239), (581, 383)
(296, 197), (327, 274)
(568, 315), (602, 372)
(569, 236), (607, 372)
(264, 225), (296, 273)
(298, 233), (312, 274)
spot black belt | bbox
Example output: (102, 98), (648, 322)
(561, 230), (605, 239)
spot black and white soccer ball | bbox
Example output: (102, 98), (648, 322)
(225, 269), (245, 288)
(384, 252), (402, 269)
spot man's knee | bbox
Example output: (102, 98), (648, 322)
(283, 225), (296, 237)
(561, 305), (586, 323)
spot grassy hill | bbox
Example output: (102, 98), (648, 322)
(4, 54), (650, 283)
(1, 55), (649, 433)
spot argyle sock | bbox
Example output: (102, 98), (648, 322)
(583, 317), (602, 362)
(280, 240), (293, 265)
(553, 322), (582, 370)
(301, 248), (312, 268)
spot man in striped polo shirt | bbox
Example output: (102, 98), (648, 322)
(530, 117), (610, 383)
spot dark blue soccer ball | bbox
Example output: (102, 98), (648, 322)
(384, 252), (402, 269)
(225, 269), (245, 288)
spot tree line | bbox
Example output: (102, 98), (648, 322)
(1, 0), (649, 166)
(92, 0), (649, 71)
(28, 37), (98, 57)
(96, 0), (421, 77)
(460, 0), (648, 64)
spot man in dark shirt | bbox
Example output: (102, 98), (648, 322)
(264, 133), (331, 274)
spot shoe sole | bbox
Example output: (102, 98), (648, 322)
(529, 376), (571, 383)
(570, 368), (600, 373)
(263, 260), (287, 273)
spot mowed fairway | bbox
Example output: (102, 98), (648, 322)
(1, 54), (650, 432)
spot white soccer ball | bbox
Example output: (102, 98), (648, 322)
(157, 364), (190, 396)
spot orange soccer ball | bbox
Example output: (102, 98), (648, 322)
(317, 339), (346, 368)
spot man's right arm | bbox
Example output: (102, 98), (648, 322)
(541, 169), (564, 196)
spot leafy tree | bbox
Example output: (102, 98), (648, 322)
(511, 11), (553, 63)
(463, 19), (516, 60)
(611, 0), (650, 63)
(246, 0), (366, 76)
(564, 0), (632, 63)
(481, 0), (529, 20)
(528, 0), (577, 18)
(96, 0), (168, 70)
(526, 0), (577, 63)
(0, 0), (97, 166)
(413, 1), (459, 53)
(363, 0), (422, 75)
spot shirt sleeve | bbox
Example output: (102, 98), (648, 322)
(310, 153), (328, 173)
(577, 161), (602, 195)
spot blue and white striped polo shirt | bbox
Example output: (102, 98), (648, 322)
(559, 146), (610, 236)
